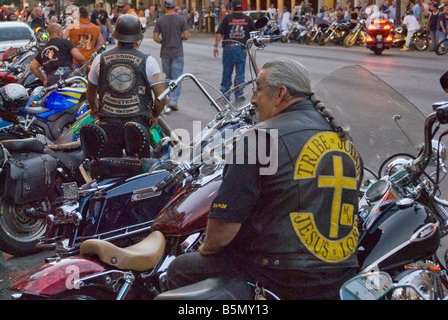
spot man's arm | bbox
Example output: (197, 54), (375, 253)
(95, 33), (105, 51)
(182, 29), (190, 40)
(151, 82), (167, 120)
(86, 81), (99, 119)
(213, 33), (223, 57)
(198, 218), (241, 255)
(30, 59), (47, 87)
(70, 47), (87, 66)
(153, 31), (162, 44)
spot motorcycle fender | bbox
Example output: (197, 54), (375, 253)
(9, 257), (107, 297)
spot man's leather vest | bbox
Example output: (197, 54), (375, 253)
(98, 46), (153, 119)
(232, 101), (363, 270)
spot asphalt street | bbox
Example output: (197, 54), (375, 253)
(1, 27), (448, 300)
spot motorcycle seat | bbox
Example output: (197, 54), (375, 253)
(80, 230), (166, 272)
(49, 148), (85, 170)
(155, 276), (253, 300)
(1, 138), (45, 154)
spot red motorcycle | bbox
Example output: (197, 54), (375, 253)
(365, 16), (393, 55)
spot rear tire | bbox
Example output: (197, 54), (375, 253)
(0, 199), (46, 256)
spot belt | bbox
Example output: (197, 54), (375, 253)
(225, 43), (244, 47)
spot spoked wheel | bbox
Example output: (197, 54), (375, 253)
(0, 198), (46, 256)
(344, 33), (357, 48)
(414, 36), (429, 51)
(436, 39), (448, 55)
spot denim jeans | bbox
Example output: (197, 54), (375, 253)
(100, 25), (108, 48)
(162, 56), (184, 106)
(221, 46), (247, 99)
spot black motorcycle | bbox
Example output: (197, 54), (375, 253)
(343, 19), (366, 47)
(391, 26), (429, 51)
(154, 66), (448, 300)
(319, 20), (351, 46)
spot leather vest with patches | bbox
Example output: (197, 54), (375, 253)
(233, 101), (363, 270)
(98, 46), (152, 119)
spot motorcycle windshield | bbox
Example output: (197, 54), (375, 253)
(312, 65), (426, 175)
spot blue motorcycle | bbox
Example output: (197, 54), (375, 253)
(0, 76), (89, 144)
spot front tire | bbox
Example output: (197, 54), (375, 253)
(0, 199), (46, 256)
(436, 39), (448, 55)
(344, 33), (357, 47)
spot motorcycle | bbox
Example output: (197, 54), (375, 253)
(318, 20), (351, 46)
(154, 66), (448, 300)
(7, 23), (279, 299)
(320, 66), (448, 300)
(436, 34), (448, 56)
(281, 19), (306, 43)
(391, 26), (429, 51)
(305, 16), (329, 45)
(343, 19), (367, 48)
(0, 46), (105, 142)
(365, 15), (394, 55)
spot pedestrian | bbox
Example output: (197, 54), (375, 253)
(86, 14), (167, 158)
(389, 0), (397, 24)
(426, 3), (440, 50)
(28, 6), (47, 30)
(166, 57), (363, 300)
(193, 10), (199, 29)
(401, 9), (421, 50)
(30, 23), (87, 87)
(91, 3), (111, 47)
(278, 5), (293, 32)
(267, 3), (277, 20)
(438, 5), (448, 43)
(63, 6), (104, 64)
(153, 0), (190, 111)
(213, 0), (255, 102)
(117, 0), (138, 16)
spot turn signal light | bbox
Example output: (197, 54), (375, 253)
(384, 24), (391, 30)
(386, 35), (393, 42)
(366, 36), (374, 43)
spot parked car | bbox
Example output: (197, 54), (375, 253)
(243, 10), (273, 22)
(0, 22), (35, 55)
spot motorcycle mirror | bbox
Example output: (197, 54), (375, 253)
(440, 71), (448, 93)
(255, 16), (269, 30)
(339, 271), (392, 300)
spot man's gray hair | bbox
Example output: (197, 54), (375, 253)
(261, 58), (312, 98)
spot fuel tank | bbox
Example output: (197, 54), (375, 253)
(152, 175), (222, 237)
(358, 199), (440, 271)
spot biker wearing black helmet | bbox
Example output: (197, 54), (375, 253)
(87, 14), (167, 157)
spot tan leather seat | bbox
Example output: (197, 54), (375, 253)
(80, 231), (166, 272)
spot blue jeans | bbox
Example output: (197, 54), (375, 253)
(100, 25), (108, 47)
(162, 56), (184, 106)
(221, 46), (247, 99)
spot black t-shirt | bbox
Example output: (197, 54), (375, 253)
(91, 10), (108, 26)
(36, 38), (75, 75)
(31, 17), (46, 30)
(216, 12), (255, 47)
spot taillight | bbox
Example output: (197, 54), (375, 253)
(384, 24), (391, 30)
(366, 35), (374, 43)
(386, 35), (393, 42)
(368, 25), (376, 31)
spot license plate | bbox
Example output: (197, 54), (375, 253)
(377, 44), (383, 48)
(62, 182), (79, 200)
(376, 35), (383, 41)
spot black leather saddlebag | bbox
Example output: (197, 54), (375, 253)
(4, 153), (58, 204)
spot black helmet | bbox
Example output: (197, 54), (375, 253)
(112, 14), (143, 43)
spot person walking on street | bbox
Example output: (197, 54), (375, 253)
(64, 6), (104, 63)
(30, 23), (87, 87)
(117, 0), (139, 16)
(213, 0), (255, 102)
(153, 0), (190, 111)
(426, 3), (440, 51)
(91, 3), (111, 48)
(87, 14), (166, 158)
